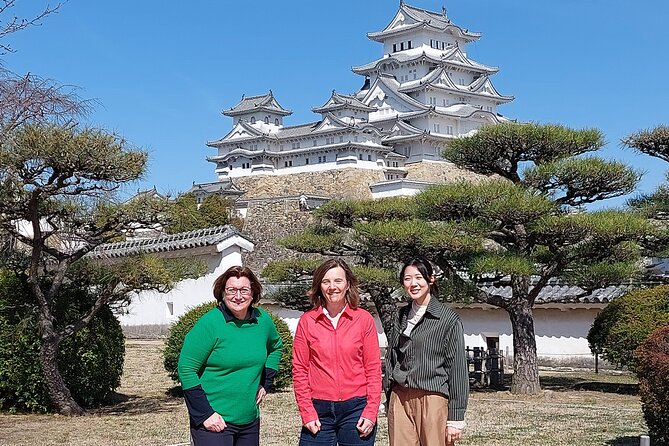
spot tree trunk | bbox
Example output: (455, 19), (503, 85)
(39, 324), (84, 416)
(507, 301), (541, 394)
(367, 287), (398, 337)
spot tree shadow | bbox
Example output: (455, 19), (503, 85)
(92, 391), (183, 416)
(540, 376), (638, 395)
(605, 436), (644, 445)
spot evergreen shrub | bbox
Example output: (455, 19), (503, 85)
(587, 285), (669, 370)
(163, 301), (293, 391)
(634, 325), (669, 445)
(0, 270), (125, 412)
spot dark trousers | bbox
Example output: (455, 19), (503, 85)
(299, 396), (376, 446)
(190, 417), (260, 446)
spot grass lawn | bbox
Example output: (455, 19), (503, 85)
(0, 340), (648, 446)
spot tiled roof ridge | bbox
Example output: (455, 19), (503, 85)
(89, 225), (239, 259)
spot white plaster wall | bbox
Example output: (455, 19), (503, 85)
(454, 306), (602, 362)
(116, 247), (244, 327)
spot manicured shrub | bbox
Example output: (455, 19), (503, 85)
(634, 325), (669, 445)
(268, 311), (293, 390)
(587, 285), (669, 370)
(163, 301), (217, 383)
(0, 270), (125, 413)
(163, 301), (293, 391)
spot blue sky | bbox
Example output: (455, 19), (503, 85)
(4, 0), (669, 206)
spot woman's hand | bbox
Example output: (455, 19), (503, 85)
(446, 426), (463, 445)
(303, 419), (321, 434)
(356, 417), (375, 437)
(203, 412), (226, 432)
(255, 385), (267, 404)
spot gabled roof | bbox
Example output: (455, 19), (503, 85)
(223, 91), (292, 117)
(187, 180), (244, 196)
(352, 48), (497, 76)
(367, 2), (480, 43)
(468, 75), (514, 102)
(208, 120), (265, 146)
(396, 67), (513, 104)
(362, 74), (429, 113)
(88, 225), (251, 259)
(397, 66), (457, 92)
(312, 91), (376, 113)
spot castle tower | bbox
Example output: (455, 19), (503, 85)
(353, 2), (513, 163)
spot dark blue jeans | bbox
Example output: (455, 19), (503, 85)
(190, 417), (260, 446)
(299, 396), (376, 446)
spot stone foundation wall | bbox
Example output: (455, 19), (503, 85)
(233, 168), (386, 200)
(404, 160), (490, 183)
(241, 197), (323, 273)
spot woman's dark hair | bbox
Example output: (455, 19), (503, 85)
(307, 258), (360, 309)
(400, 257), (439, 297)
(212, 265), (262, 305)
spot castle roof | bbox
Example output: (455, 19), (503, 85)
(223, 91), (292, 117)
(367, 2), (480, 43)
(312, 91), (376, 113)
(187, 180), (244, 196)
(352, 47), (497, 76)
(397, 66), (513, 103)
(208, 113), (383, 148)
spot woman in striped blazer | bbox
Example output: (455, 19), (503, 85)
(385, 257), (469, 446)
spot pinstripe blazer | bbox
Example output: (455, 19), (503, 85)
(385, 296), (469, 421)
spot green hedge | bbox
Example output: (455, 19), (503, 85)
(634, 325), (669, 445)
(587, 285), (669, 370)
(163, 301), (293, 391)
(0, 271), (125, 413)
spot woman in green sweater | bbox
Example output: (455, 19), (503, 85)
(178, 266), (283, 446)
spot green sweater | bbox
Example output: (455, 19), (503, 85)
(178, 306), (282, 425)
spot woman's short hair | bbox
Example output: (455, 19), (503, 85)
(307, 258), (361, 309)
(213, 265), (262, 305)
(400, 257), (439, 297)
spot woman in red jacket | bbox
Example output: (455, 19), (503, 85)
(292, 259), (382, 445)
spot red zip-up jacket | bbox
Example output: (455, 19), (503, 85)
(292, 305), (382, 425)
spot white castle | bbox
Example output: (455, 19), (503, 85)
(193, 1), (512, 200)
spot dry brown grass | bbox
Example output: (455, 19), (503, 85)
(0, 340), (647, 446)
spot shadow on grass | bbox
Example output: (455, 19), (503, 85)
(469, 373), (639, 395)
(605, 436), (643, 445)
(540, 376), (638, 395)
(93, 391), (183, 416)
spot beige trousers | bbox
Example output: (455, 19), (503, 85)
(387, 385), (449, 446)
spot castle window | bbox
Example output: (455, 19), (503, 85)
(292, 142), (301, 149)
(359, 154), (363, 160)
(429, 97), (436, 105)
(368, 155), (372, 161)
(313, 139), (317, 146)
(339, 136), (344, 143)
(250, 117), (256, 124)
(305, 158), (309, 164)
(400, 42), (404, 51)
(275, 118), (279, 125)
(433, 124), (440, 133)
(264, 116), (269, 124)
(284, 160), (293, 167)
(407, 40), (412, 49)
(393, 43), (397, 52)
(447, 125), (454, 135)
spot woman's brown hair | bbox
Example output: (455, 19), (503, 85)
(307, 259), (360, 309)
(213, 265), (262, 305)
